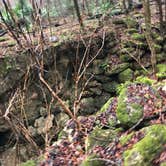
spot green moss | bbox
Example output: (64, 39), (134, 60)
(103, 81), (119, 93)
(116, 88), (143, 127)
(105, 63), (129, 76)
(7, 41), (16, 47)
(112, 18), (126, 25)
(156, 64), (166, 79)
(156, 53), (166, 63)
(97, 97), (113, 115)
(80, 154), (104, 166)
(120, 54), (133, 62)
(85, 127), (118, 151)
(154, 44), (162, 53)
(135, 41), (147, 49)
(0, 36), (9, 42)
(125, 18), (138, 28)
(155, 36), (163, 44)
(120, 47), (135, 54)
(118, 68), (133, 83)
(124, 124), (166, 166)
(120, 132), (134, 146)
(136, 76), (155, 85)
(160, 162), (166, 166)
(20, 160), (36, 166)
(131, 33), (145, 42)
(126, 28), (138, 34)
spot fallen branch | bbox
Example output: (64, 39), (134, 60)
(39, 72), (81, 130)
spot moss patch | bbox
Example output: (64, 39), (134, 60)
(157, 64), (166, 79)
(20, 160), (36, 166)
(85, 127), (119, 151)
(116, 87), (143, 127)
(97, 97), (113, 115)
(131, 33), (145, 42)
(103, 81), (119, 94)
(136, 76), (155, 86)
(124, 124), (166, 166)
(80, 154), (104, 166)
(105, 63), (129, 76)
(120, 132), (135, 146)
(118, 68), (133, 83)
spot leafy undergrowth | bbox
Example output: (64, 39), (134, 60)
(38, 82), (166, 166)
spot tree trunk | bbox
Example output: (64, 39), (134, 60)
(73, 0), (84, 28)
(143, 0), (157, 75)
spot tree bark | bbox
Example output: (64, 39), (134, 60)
(155, 0), (164, 33)
(73, 0), (84, 28)
(143, 0), (157, 75)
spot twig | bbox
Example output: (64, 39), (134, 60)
(88, 158), (117, 165)
(3, 89), (18, 119)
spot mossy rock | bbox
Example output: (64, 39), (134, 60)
(122, 40), (136, 47)
(156, 53), (166, 63)
(116, 87), (143, 127)
(155, 36), (164, 44)
(7, 41), (16, 47)
(131, 33), (145, 42)
(157, 64), (166, 79)
(120, 54), (133, 62)
(85, 127), (119, 151)
(133, 13), (144, 19)
(112, 18), (126, 25)
(154, 44), (162, 53)
(93, 59), (105, 74)
(136, 76), (155, 86)
(20, 160), (36, 166)
(135, 41), (148, 49)
(125, 28), (138, 34)
(120, 132), (135, 146)
(124, 124), (166, 166)
(105, 63), (129, 76)
(97, 97), (113, 115)
(0, 36), (9, 42)
(125, 18), (138, 28)
(120, 47), (135, 54)
(102, 81), (119, 94)
(118, 68), (133, 83)
(160, 162), (166, 166)
(94, 75), (112, 83)
(79, 97), (96, 115)
(80, 154), (104, 166)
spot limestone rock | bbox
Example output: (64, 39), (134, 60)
(105, 63), (129, 76)
(85, 127), (119, 151)
(118, 68), (133, 83)
(124, 124), (166, 166)
(116, 87), (143, 127)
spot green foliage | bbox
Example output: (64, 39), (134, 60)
(90, 1), (113, 15)
(14, 0), (32, 18)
